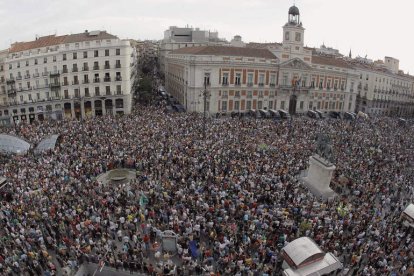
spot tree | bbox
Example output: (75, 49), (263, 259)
(136, 76), (154, 105)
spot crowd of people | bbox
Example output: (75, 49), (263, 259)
(0, 106), (413, 275)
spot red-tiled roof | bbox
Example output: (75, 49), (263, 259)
(9, 31), (118, 53)
(10, 35), (67, 53)
(246, 42), (282, 49)
(171, 46), (277, 59)
(311, 55), (353, 69)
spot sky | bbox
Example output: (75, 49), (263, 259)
(1, 0), (413, 73)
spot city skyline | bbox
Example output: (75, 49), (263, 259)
(2, 0), (413, 73)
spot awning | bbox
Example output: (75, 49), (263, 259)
(0, 134), (31, 154)
(283, 252), (343, 276)
(34, 134), (60, 154)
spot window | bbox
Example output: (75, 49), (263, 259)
(247, 73), (253, 85)
(283, 73), (288, 86)
(73, 53), (77, 60)
(222, 73), (229, 85)
(36, 93), (40, 100)
(115, 60), (121, 68)
(63, 54), (67, 61)
(116, 48), (120, 55)
(268, 101), (273, 109)
(95, 87), (100, 96)
(247, 91), (253, 98)
(235, 91), (240, 97)
(85, 88), (90, 97)
(116, 85), (122, 95)
(204, 73), (210, 86)
(309, 101), (313, 109)
(234, 101), (240, 110)
(258, 74), (264, 86)
(281, 101), (285, 110)
(45, 92), (49, 99)
(257, 101), (262, 109)
(235, 73), (241, 85)
(34, 59), (38, 65)
(270, 75), (276, 86)
(83, 51), (88, 58)
(222, 101), (227, 111)
(94, 50), (99, 57)
(246, 101), (251, 110)
(295, 32), (301, 42)
(285, 31), (290, 41)
(26, 60), (29, 66)
(300, 101), (304, 109)
(105, 49), (109, 56)
(106, 86), (111, 95)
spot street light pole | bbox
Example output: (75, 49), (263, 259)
(202, 81), (210, 140)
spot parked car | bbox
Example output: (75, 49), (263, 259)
(259, 109), (271, 118)
(328, 111), (341, 119)
(343, 112), (356, 120)
(278, 109), (291, 120)
(307, 110), (318, 119)
(269, 109), (282, 119)
(315, 110), (326, 119)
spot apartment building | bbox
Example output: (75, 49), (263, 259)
(0, 30), (136, 125)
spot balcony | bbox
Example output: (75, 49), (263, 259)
(33, 73), (40, 78)
(72, 67), (79, 72)
(24, 75), (31, 79)
(247, 95), (253, 99)
(82, 79), (90, 84)
(82, 66), (89, 71)
(269, 83), (276, 87)
(222, 82), (229, 86)
(6, 78), (15, 84)
(115, 64), (121, 69)
(93, 65), (100, 70)
(42, 72), (49, 76)
(62, 68), (69, 74)
(258, 83), (264, 87)
(104, 64), (110, 69)
(116, 91), (123, 96)
(247, 82), (253, 87)
(115, 76), (122, 81)
(72, 80), (79, 85)
(50, 71), (60, 77)
(62, 81), (69, 86)
(234, 83), (241, 87)
(49, 83), (61, 88)
(221, 95), (228, 99)
(94, 78), (100, 83)
(16, 76), (22, 81)
(104, 77), (111, 82)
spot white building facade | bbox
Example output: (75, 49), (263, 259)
(0, 30), (136, 125)
(164, 5), (358, 115)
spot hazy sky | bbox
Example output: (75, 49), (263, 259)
(1, 0), (413, 73)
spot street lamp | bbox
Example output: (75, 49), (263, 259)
(201, 80), (211, 139)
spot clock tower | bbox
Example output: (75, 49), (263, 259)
(283, 5), (305, 48)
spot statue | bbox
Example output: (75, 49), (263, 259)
(315, 133), (334, 164)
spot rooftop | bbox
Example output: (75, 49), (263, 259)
(10, 31), (118, 53)
(311, 54), (353, 69)
(171, 45), (277, 59)
(282, 237), (324, 268)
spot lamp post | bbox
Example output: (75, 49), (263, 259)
(201, 81), (210, 139)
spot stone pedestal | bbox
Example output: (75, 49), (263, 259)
(302, 155), (337, 200)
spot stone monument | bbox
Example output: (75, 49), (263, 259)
(302, 134), (337, 200)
